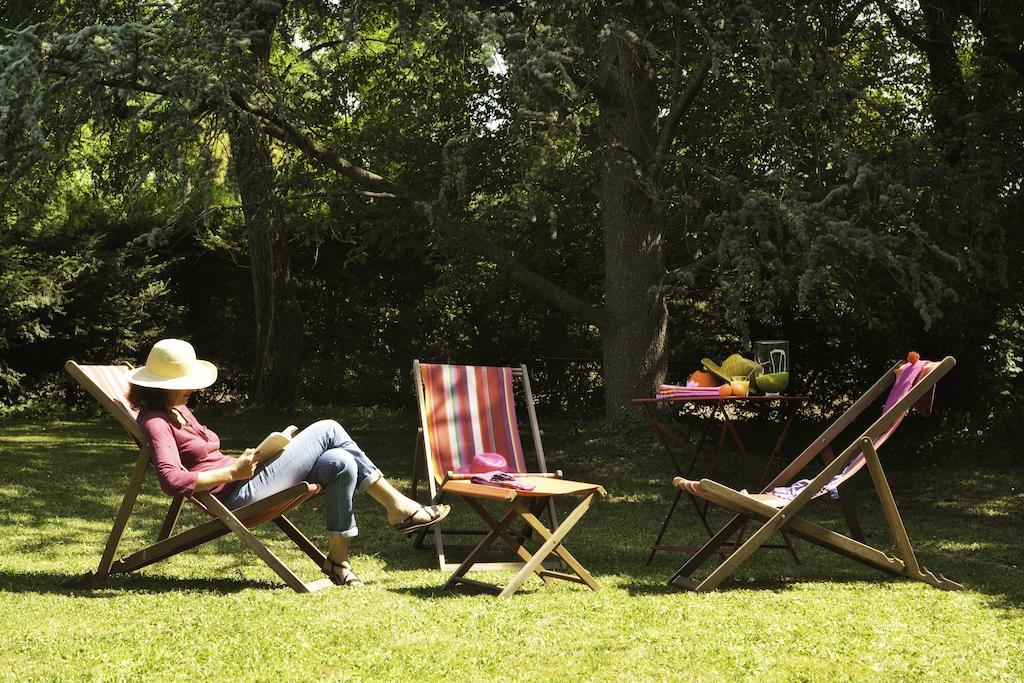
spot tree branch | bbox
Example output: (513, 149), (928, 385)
(961, 3), (1024, 79)
(37, 48), (611, 330)
(835, 0), (874, 40)
(245, 103), (611, 329)
(653, 51), (711, 167)
(874, 0), (928, 52)
(242, 99), (403, 196)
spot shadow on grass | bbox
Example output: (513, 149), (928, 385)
(625, 573), (916, 596)
(0, 569), (272, 596)
(5, 415), (1023, 612)
(388, 581), (554, 599)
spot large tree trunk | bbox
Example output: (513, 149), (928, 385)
(229, 117), (302, 406)
(920, 0), (968, 162)
(596, 28), (669, 415)
(228, 0), (302, 406)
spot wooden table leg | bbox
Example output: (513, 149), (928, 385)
(646, 489), (683, 565)
(640, 397), (809, 564)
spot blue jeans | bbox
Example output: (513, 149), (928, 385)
(219, 420), (382, 538)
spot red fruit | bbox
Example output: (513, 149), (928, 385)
(907, 351), (921, 364)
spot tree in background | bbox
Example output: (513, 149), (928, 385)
(1, 1), (1020, 421)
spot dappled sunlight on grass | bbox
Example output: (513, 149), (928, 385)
(1, 412), (1022, 679)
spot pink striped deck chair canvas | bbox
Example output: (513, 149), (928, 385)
(412, 360), (560, 572)
(419, 363), (529, 478)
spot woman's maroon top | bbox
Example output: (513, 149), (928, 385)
(137, 404), (236, 497)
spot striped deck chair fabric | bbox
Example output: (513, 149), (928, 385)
(78, 365), (136, 415)
(412, 360), (566, 573)
(419, 363), (529, 478)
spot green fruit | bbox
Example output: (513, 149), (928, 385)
(755, 372), (789, 393)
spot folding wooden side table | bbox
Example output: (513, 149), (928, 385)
(633, 395), (809, 564)
(440, 476), (606, 597)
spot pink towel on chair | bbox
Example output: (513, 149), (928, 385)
(470, 471), (537, 491)
(766, 357), (937, 502)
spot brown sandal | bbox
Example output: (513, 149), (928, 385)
(389, 504), (451, 534)
(322, 559), (364, 587)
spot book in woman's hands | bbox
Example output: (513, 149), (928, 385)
(254, 425), (299, 462)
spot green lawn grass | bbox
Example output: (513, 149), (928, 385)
(1, 405), (1021, 681)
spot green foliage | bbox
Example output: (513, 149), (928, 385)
(0, 213), (181, 400)
(0, 1), (1021, 421)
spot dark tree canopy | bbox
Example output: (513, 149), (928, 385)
(1, 1), (1020, 424)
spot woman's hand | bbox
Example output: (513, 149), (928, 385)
(231, 450), (257, 481)
(194, 450), (258, 492)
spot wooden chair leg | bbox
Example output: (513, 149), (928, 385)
(273, 515), (327, 566)
(158, 497), (184, 542)
(197, 493), (330, 593)
(519, 495), (600, 590)
(499, 493), (598, 597)
(461, 497), (552, 583)
(67, 451), (150, 586)
(106, 517), (234, 575)
(682, 483), (962, 591)
(695, 524), (780, 591)
(668, 514), (747, 589)
(860, 439), (961, 589)
(443, 507), (521, 590)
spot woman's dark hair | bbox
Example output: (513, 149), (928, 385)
(127, 384), (173, 413)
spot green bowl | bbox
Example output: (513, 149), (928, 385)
(755, 372), (789, 393)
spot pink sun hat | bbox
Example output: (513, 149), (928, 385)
(455, 452), (510, 475)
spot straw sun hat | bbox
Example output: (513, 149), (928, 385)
(126, 339), (218, 390)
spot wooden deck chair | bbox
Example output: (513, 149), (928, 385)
(64, 361), (334, 593)
(411, 361), (562, 572)
(668, 355), (963, 592)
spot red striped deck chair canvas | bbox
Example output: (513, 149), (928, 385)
(64, 360), (334, 593)
(412, 361), (561, 571)
(420, 363), (530, 477)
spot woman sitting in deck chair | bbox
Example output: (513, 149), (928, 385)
(127, 338), (450, 587)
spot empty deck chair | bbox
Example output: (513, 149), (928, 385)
(411, 361), (562, 572)
(668, 355), (962, 592)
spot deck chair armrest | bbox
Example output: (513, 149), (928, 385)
(191, 482), (321, 528)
